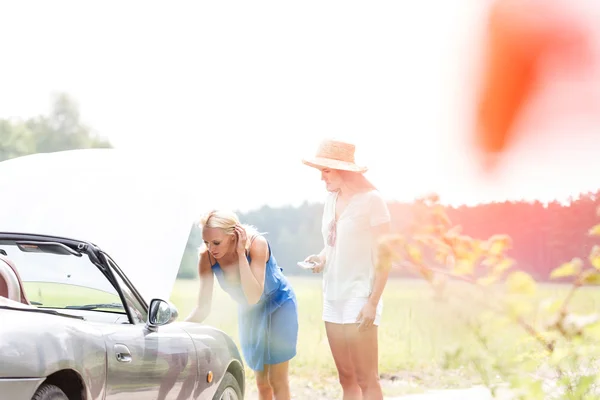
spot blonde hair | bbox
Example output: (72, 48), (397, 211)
(199, 209), (261, 251)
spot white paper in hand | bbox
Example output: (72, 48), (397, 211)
(297, 261), (317, 270)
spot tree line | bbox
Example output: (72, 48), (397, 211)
(176, 192), (600, 281)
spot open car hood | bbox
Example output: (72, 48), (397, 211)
(0, 149), (226, 302)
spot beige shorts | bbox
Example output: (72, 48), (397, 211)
(322, 297), (383, 325)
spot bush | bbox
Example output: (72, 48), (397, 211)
(377, 194), (600, 399)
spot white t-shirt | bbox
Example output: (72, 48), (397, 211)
(321, 189), (391, 301)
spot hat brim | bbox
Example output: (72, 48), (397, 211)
(302, 157), (368, 173)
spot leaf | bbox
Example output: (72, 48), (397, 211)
(506, 271), (536, 295)
(485, 234), (512, 256)
(414, 234), (432, 246)
(524, 380), (544, 400)
(584, 320), (600, 340)
(434, 251), (448, 265)
(477, 275), (498, 286)
(589, 224), (600, 236)
(492, 257), (515, 275)
(580, 269), (600, 285)
(562, 313), (600, 337)
(378, 235), (405, 260)
(549, 346), (570, 367)
(452, 259), (475, 276)
(452, 235), (474, 259)
(573, 375), (596, 399)
(430, 236), (452, 252)
(417, 264), (434, 282)
(519, 357), (541, 374)
(589, 245), (600, 270)
(433, 206), (452, 227)
(444, 225), (462, 238)
(505, 297), (534, 318)
(540, 298), (563, 314)
(405, 243), (422, 264)
(470, 240), (484, 257)
(481, 256), (500, 267)
(488, 242), (505, 257)
(508, 374), (534, 392)
(550, 258), (582, 279)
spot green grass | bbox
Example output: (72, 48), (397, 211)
(23, 282), (122, 310)
(170, 277), (478, 382)
(169, 276), (600, 394)
(23, 276), (599, 396)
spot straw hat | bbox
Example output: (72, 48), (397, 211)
(302, 139), (368, 173)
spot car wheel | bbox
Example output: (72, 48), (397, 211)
(32, 383), (68, 400)
(213, 371), (242, 400)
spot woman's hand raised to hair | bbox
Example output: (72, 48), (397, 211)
(234, 224), (248, 256)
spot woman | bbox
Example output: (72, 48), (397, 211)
(302, 139), (391, 400)
(185, 210), (298, 400)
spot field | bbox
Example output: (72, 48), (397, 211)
(169, 276), (600, 398)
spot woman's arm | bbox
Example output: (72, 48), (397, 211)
(184, 250), (214, 323)
(357, 221), (392, 331)
(367, 221), (392, 307)
(236, 227), (268, 305)
(357, 191), (392, 331)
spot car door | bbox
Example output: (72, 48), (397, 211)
(103, 324), (198, 400)
(102, 261), (198, 400)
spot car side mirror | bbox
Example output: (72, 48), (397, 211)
(146, 298), (178, 332)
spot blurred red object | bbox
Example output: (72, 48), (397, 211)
(475, 0), (592, 170)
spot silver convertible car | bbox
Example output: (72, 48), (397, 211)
(0, 150), (246, 400)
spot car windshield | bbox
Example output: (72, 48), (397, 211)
(0, 242), (124, 313)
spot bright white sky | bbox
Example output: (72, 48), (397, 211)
(2, 0), (600, 212)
